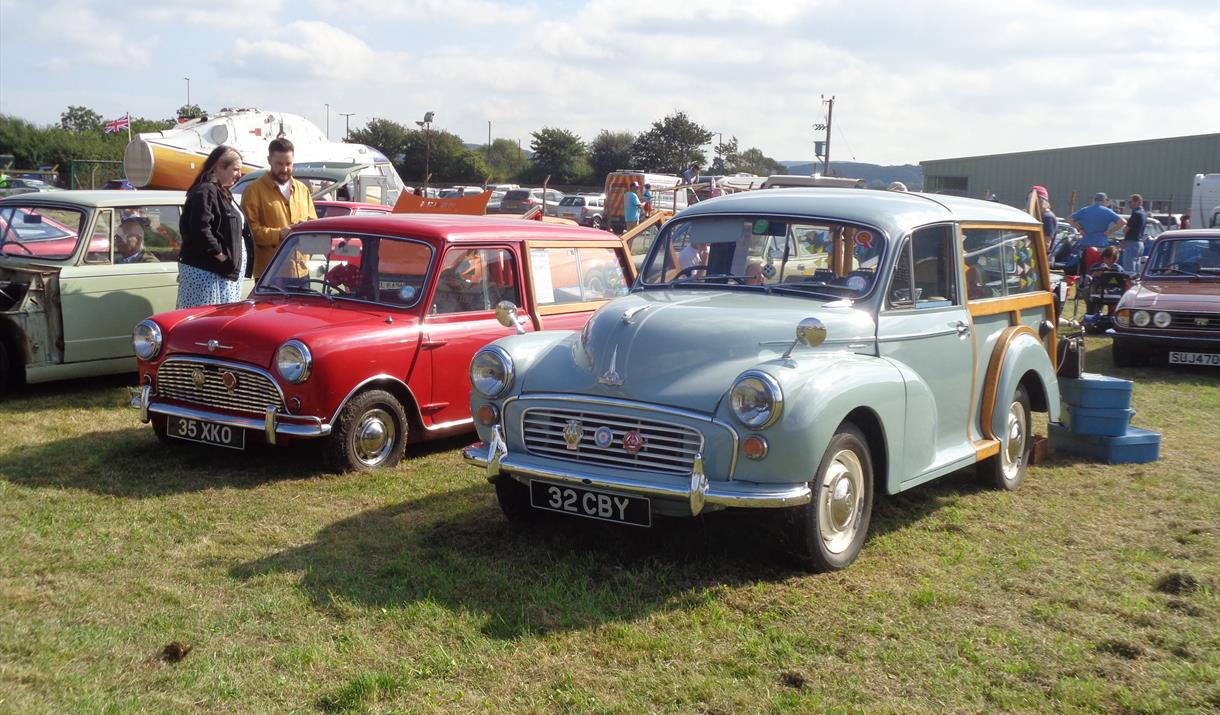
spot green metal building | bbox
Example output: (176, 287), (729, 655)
(921, 133), (1220, 215)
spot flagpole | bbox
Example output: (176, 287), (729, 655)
(126, 112), (132, 142)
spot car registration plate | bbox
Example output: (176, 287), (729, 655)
(529, 480), (651, 527)
(1168, 351), (1220, 366)
(167, 416), (246, 449)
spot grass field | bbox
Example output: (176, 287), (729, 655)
(1, 335), (1217, 713)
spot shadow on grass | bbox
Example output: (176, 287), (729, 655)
(232, 470), (984, 639)
(0, 373), (136, 414)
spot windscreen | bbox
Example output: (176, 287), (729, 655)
(258, 232), (434, 307)
(0, 205), (87, 260)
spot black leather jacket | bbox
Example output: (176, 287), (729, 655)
(179, 181), (252, 280)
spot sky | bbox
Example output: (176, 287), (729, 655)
(1, 0), (1217, 166)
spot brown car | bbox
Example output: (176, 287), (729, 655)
(1109, 229), (1220, 367)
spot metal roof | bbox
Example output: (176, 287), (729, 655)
(0, 190), (186, 207)
(297, 213), (616, 243)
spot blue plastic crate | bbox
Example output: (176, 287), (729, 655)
(1058, 373), (1133, 410)
(1049, 423), (1160, 464)
(1060, 403), (1136, 437)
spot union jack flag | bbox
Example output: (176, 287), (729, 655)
(104, 115), (130, 133)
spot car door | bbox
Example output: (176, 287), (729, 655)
(876, 224), (976, 480)
(416, 245), (527, 427)
(58, 204), (183, 363)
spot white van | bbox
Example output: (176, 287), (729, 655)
(1189, 173), (1220, 228)
(760, 174), (866, 190)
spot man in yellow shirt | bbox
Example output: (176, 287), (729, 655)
(241, 137), (317, 277)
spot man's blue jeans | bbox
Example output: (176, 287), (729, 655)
(1121, 241), (1142, 273)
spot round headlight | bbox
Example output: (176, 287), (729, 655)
(1152, 311), (1172, 328)
(275, 340), (312, 383)
(1132, 310), (1151, 327)
(132, 320), (162, 361)
(1113, 310), (1130, 328)
(470, 347), (513, 398)
(730, 371), (783, 429)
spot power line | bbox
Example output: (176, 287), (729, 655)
(836, 124), (856, 161)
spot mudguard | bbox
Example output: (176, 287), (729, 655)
(982, 327), (1061, 442)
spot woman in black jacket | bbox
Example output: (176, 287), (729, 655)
(177, 145), (251, 308)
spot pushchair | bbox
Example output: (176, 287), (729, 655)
(1078, 268), (1132, 334)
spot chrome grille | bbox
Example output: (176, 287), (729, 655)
(1168, 312), (1220, 331)
(521, 407), (703, 475)
(156, 359), (283, 414)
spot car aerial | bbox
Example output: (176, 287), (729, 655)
(1109, 228), (1220, 367)
(0, 190), (197, 392)
(499, 188), (563, 216)
(463, 188), (1063, 571)
(556, 193), (607, 229)
(314, 200), (394, 218)
(130, 214), (640, 471)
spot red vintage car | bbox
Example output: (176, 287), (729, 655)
(313, 200), (394, 218)
(129, 213), (638, 471)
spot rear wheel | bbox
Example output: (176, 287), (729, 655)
(590, 215), (603, 230)
(784, 424), (874, 572)
(324, 389), (408, 472)
(978, 384), (1031, 490)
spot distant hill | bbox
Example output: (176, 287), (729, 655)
(781, 161), (923, 190)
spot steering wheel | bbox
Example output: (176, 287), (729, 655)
(2, 239), (34, 256)
(672, 264), (709, 279)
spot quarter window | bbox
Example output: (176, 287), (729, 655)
(962, 227), (1042, 299)
(529, 247), (631, 306)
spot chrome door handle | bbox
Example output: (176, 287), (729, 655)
(955, 320), (971, 337)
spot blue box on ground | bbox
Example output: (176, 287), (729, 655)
(1049, 423), (1161, 464)
(1061, 403), (1136, 437)
(1058, 373), (1132, 407)
(1059, 373), (1134, 410)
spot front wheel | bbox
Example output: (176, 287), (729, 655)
(590, 215), (603, 230)
(324, 389), (408, 472)
(784, 423), (874, 572)
(494, 476), (538, 522)
(1112, 341), (1143, 368)
(978, 384), (1031, 490)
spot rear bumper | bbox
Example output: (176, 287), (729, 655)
(129, 385), (331, 444)
(462, 428), (811, 516)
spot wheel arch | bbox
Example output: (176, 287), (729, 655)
(841, 407), (887, 499)
(329, 375), (423, 435)
(0, 318), (26, 389)
(982, 328), (1061, 440)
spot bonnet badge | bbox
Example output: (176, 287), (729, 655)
(598, 347), (624, 387)
(563, 420), (583, 450)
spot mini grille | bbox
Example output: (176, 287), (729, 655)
(521, 407), (703, 475)
(1168, 312), (1218, 331)
(157, 360), (283, 414)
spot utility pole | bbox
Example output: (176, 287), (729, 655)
(487, 120), (492, 160)
(325, 103), (330, 140)
(339, 112), (355, 139)
(821, 95), (835, 176)
(184, 77), (190, 111)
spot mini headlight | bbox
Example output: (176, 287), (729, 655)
(730, 371), (783, 429)
(275, 339), (312, 383)
(132, 320), (162, 361)
(1152, 311), (1172, 328)
(1132, 310), (1151, 327)
(470, 347), (513, 398)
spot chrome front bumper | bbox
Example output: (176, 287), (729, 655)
(129, 385), (331, 444)
(462, 427), (811, 515)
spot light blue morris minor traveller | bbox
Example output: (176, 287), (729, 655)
(463, 188), (1062, 571)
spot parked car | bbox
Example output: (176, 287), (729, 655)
(499, 188), (563, 216)
(100, 179), (136, 190)
(556, 194), (606, 229)
(130, 214), (638, 471)
(1109, 228), (1220, 367)
(233, 162), (401, 208)
(439, 186), (487, 199)
(314, 201), (394, 218)
(0, 177), (61, 197)
(0, 190), (199, 392)
(463, 188), (1062, 571)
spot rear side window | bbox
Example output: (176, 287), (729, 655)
(530, 246), (630, 306)
(962, 227), (1043, 299)
(504, 190), (530, 201)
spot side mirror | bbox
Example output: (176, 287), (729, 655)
(781, 317), (827, 360)
(495, 300), (526, 335)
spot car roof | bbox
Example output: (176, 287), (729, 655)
(297, 213), (619, 243)
(678, 187), (1040, 236)
(1152, 229), (1220, 239)
(0, 190), (186, 207)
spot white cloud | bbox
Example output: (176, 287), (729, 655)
(310, 0), (535, 24)
(29, 1), (153, 70)
(225, 21), (409, 83)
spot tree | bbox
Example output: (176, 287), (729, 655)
(588, 130), (635, 184)
(176, 104), (206, 121)
(711, 136), (785, 176)
(630, 111), (712, 174)
(346, 117), (413, 164)
(483, 138), (530, 183)
(526, 127), (590, 185)
(59, 106), (103, 132)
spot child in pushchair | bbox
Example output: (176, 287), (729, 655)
(1077, 246), (1132, 333)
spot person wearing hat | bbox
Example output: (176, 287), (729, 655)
(622, 181), (643, 231)
(1030, 185), (1056, 248)
(1069, 192), (1125, 271)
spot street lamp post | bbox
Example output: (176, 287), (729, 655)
(325, 103), (330, 140)
(184, 77), (190, 111)
(339, 112), (355, 139)
(415, 111), (435, 191)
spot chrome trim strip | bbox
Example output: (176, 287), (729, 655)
(149, 403), (331, 438)
(878, 328), (958, 342)
(462, 443), (810, 509)
(504, 393), (740, 477)
(327, 374), (415, 424)
(425, 417), (475, 432)
(758, 336), (874, 348)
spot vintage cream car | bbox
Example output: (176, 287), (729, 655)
(0, 190), (195, 392)
(464, 189), (1063, 571)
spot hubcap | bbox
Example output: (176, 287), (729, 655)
(818, 449), (864, 554)
(1001, 399), (1027, 481)
(353, 408), (395, 466)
